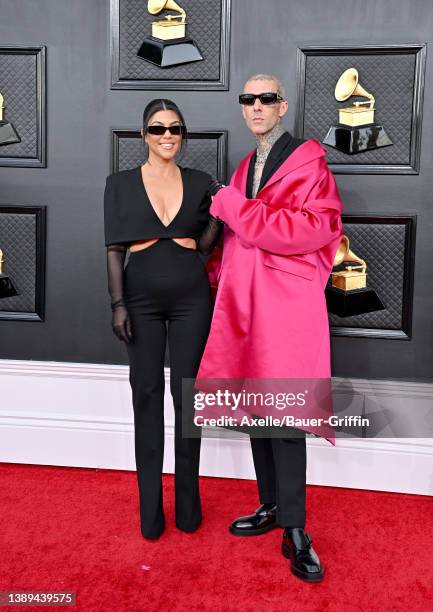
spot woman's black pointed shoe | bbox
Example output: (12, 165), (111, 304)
(282, 528), (324, 582)
(229, 503), (278, 536)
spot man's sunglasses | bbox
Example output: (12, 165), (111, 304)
(238, 92), (284, 106)
(146, 125), (186, 136)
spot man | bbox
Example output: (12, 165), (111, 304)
(196, 74), (343, 582)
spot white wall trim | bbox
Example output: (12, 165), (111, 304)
(0, 359), (432, 496)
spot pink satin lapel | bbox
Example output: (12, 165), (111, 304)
(258, 139), (326, 194)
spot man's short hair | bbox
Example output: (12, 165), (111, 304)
(244, 74), (286, 99)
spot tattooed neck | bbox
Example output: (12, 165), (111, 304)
(256, 123), (286, 163)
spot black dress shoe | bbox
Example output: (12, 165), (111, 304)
(282, 528), (324, 582)
(229, 503), (278, 536)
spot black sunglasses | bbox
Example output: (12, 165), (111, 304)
(238, 92), (284, 106)
(146, 125), (186, 136)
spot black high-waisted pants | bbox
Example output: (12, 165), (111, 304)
(124, 239), (212, 538)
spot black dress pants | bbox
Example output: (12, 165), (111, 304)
(124, 240), (212, 538)
(250, 433), (307, 528)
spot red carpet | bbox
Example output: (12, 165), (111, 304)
(0, 464), (432, 611)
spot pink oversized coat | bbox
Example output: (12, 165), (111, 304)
(196, 139), (343, 382)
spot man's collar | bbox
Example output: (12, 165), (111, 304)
(269, 131), (293, 157)
(240, 138), (326, 195)
(253, 131), (292, 161)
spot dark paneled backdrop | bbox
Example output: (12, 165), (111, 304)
(0, 0), (432, 381)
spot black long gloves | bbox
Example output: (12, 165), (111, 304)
(198, 180), (225, 256)
(107, 245), (132, 343)
(197, 215), (224, 256)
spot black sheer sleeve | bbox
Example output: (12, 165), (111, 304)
(197, 180), (225, 256)
(197, 216), (224, 256)
(208, 179), (225, 197)
(106, 244), (132, 343)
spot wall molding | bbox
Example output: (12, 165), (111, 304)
(0, 360), (432, 495)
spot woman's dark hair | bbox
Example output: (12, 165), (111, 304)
(142, 99), (188, 158)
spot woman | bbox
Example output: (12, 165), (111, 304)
(104, 99), (223, 539)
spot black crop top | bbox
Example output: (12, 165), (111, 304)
(104, 165), (213, 247)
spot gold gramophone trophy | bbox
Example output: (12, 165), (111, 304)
(0, 93), (21, 147)
(323, 68), (393, 154)
(137, 0), (203, 68)
(325, 236), (385, 317)
(0, 249), (18, 299)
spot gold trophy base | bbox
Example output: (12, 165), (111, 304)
(338, 106), (375, 127)
(331, 270), (367, 291)
(152, 20), (186, 40)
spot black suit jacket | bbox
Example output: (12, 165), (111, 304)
(246, 132), (305, 198)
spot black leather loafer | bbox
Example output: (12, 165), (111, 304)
(229, 503), (278, 536)
(282, 528), (324, 582)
